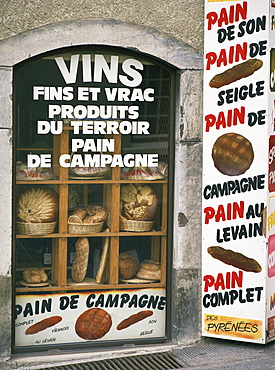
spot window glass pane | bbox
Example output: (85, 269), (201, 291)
(14, 47), (174, 350)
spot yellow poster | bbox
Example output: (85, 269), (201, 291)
(204, 314), (262, 340)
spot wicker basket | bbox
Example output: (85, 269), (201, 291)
(119, 217), (154, 232)
(68, 220), (104, 234)
(16, 221), (57, 236)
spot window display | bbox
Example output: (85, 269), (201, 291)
(13, 47), (175, 349)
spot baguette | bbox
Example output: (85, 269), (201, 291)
(207, 246), (262, 273)
(209, 59), (263, 88)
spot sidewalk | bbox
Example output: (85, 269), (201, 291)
(9, 337), (275, 369)
(173, 337), (275, 369)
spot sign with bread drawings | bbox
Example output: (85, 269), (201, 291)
(15, 289), (166, 346)
(203, 0), (275, 343)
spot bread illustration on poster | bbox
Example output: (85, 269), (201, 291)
(116, 310), (153, 330)
(25, 316), (62, 335)
(212, 132), (254, 176)
(209, 59), (263, 88)
(75, 308), (112, 340)
(207, 246), (262, 273)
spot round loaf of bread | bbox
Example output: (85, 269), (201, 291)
(137, 267), (161, 280)
(137, 259), (161, 280)
(23, 269), (48, 283)
(17, 187), (58, 223)
(141, 260), (161, 271)
(119, 253), (140, 280)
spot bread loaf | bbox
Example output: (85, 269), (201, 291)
(72, 208), (86, 220)
(119, 253), (140, 280)
(137, 260), (161, 280)
(23, 269), (48, 284)
(71, 238), (89, 282)
(121, 184), (158, 221)
(207, 246), (262, 273)
(17, 187), (58, 223)
(209, 59), (263, 88)
(140, 259), (161, 271)
(69, 206), (108, 224)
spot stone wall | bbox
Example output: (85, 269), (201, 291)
(0, 0), (204, 53)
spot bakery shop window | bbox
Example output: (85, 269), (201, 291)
(13, 46), (175, 351)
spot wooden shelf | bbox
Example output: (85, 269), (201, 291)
(15, 282), (166, 293)
(16, 130), (168, 293)
(16, 179), (167, 185)
(16, 230), (166, 238)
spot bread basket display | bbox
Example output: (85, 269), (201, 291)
(69, 154), (111, 179)
(16, 161), (53, 181)
(121, 163), (168, 180)
(120, 184), (158, 232)
(16, 187), (58, 235)
(119, 217), (154, 232)
(68, 205), (108, 234)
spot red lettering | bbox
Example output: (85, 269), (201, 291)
(218, 8), (229, 28)
(206, 12), (218, 31)
(233, 201), (244, 219)
(203, 271), (243, 292)
(205, 43), (247, 70)
(235, 42), (248, 63)
(204, 207), (215, 224)
(231, 270), (243, 289)
(215, 204), (226, 222)
(205, 107), (245, 132)
(235, 1), (248, 23)
(203, 275), (215, 292)
(206, 1), (247, 31)
(204, 201), (244, 224)
(233, 106), (245, 126)
(205, 114), (216, 132)
(205, 52), (217, 70)
(217, 48), (227, 68)
(214, 273), (225, 290)
(228, 5), (235, 24)
(216, 111), (227, 130)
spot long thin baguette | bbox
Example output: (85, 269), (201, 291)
(96, 230), (110, 284)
